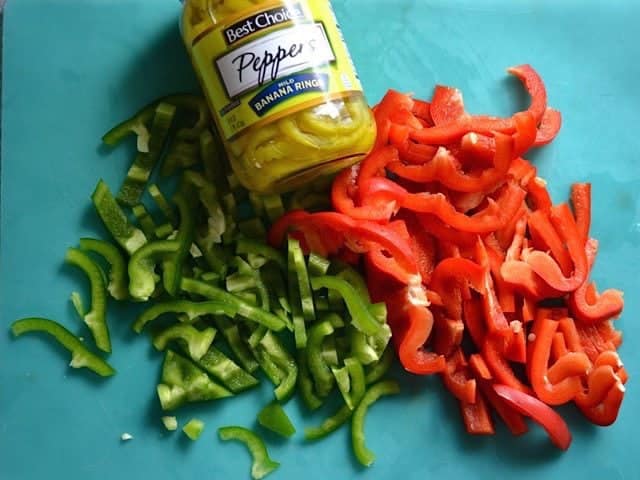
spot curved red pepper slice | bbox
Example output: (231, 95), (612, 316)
(568, 239), (624, 324)
(430, 258), (487, 319)
(430, 85), (466, 125)
(482, 337), (533, 395)
(528, 209), (574, 276)
(411, 99), (432, 123)
(409, 115), (516, 145)
(576, 381), (625, 427)
(507, 64), (548, 124)
(332, 165), (397, 222)
(475, 240), (510, 335)
(570, 182), (591, 243)
(463, 298), (486, 347)
(525, 176), (552, 212)
(534, 108), (562, 146)
(357, 145), (398, 187)
(416, 214), (478, 247)
(397, 141), (438, 165)
(442, 349), (477, 404)
(493, 384), (572, 450)
(575, 365), (621, 409)
(401, 212), (437, 284)
(374, 89), (415, 148)
(403, 181), (526, 234)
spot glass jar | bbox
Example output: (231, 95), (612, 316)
(181, 0), (376, 193)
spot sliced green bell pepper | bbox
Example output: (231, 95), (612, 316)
(196, 346), (259, 393)
(128, 240), (179, 301)
(79, 238), (128, 301)
(257, 402), (296, 438)
(153, 324), (217, 361)
(218, 426), (280, 480)
(133, 300), (237, 333)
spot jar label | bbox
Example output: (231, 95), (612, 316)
(191, 0), (364, 140)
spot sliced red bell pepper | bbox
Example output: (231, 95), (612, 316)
(533, 108), (562, 146)
(525, 176), (552, 212)
(460, 132), (494, 166)
(568, 239), (624, 324)
(460, 391), (496, 435)
(463, 298), (486, 347)
(475, 240), (511, 335)
(356, 145), (399, 188)
(411, 99), (432, 124)
(332, 165), (397, 223)
(433, 312), (464, 356)
(416, 213), (478, 247)
(509, 157), (538, 188)
(504, 321), (527, 364)
(442, 349), (477, 404)
(507, 64), (548, 124)
(401, 212), (437, 284)
(492, 384), (572, 450)
(482, 337), (533, 395)
(576, 381), (625, 427)
(430, 85), (466, 125)
(551, 331), (569, 361)
(527, 209), (574, 276)
(430, 258), (487, 320)
(570, 182), (591, 244)
(374, 90), (415, 148)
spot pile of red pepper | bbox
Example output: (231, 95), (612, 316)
(269, 65), (626, 449)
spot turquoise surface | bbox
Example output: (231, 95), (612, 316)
(1, 0), (639, 479)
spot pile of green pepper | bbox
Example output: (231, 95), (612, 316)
(11, 94), (399, 478)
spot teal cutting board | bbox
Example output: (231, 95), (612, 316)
(1, 1), (639, 479)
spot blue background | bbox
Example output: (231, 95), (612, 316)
(1, 1), (639, 479)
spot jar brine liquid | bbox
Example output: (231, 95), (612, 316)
(181, 0), (376, 193)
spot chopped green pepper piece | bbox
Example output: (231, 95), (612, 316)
(161, 416), (178, 431)
(148, 184), (177, 226)
(11, 318), (115, 377)
(132, 204), (158, 239)
(226, 273), (257, 293)
(236, 238), (286, 270)
(92, 180), (147, 254)
(153, 324), (217, 361)
(157, 350), (232, 411)
(246, 253), (268, 269)
(321, 336), (339, 367)
(304, 404), (352, 441)
(128, 240), (179, 301)
(196, 346), (258, 393)
(213, 316), (259, 373)
(182, 418), (205, 440)
(248, 325), (269, 349)
(180, 278), (286, 331)
(322, 312), (345, 329)
(161, 139), (199, 177)
(289, 238), (315, 322)
(218, 426), (280, 480)
(308, 253), (331, 277)
(297, 351), (323, 411)
(287, 241), (307, 349)
(133, 300), (237, 333)
(65, 248), (110, 353)
(352, 380), (400, 467)
(257, 402), (296, 438)
(70, 291), (85, 319)
(162, 192), (196, 297)
(79, 238), (128, 301)
(256, 331), (297, 401)
(364, 346), (395, 385)
(310, 276), (381, 336)
(336, 265), (371, 302)
(261, 194), (285, 223)
(332, 357), (366, 410)
(117, 103), (175, 206)
(154, 222), (174, 239)
(307, 320), (335, 397)
(351, 323), (392, 365)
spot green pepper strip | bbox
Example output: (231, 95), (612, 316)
(322, 336), (339, 367)
(333, 357), (366, 410)
(364, 346), (395, 385)
(148, 184), (177, 226)
(163, 192), (196, 297)
(257, 402), (296, 438)
(236, 238), (286, 270)
(304, 404), (352, 441)
(117, 103), (175, 206)
(257, 331), (298, 402)
(133, 300), (237, 333)
(352, 380), (401, 467)
(153, 324), (217, 361)
(336, 265), (371, 302)
(351, 323), (392, 365)
(218, 426), (280, 480)
(248, 325), (269, 349)
(197, 346), (259, 393)
(297, 351), (323, 410)
(79, 238), (128, 301)
(132, 204), (158, 239)
(154, 222), (174, 239)
(289, 238), (315, 321)
(65, 248), (110, 353)
(128, 240), (179, 301)
(157, 350), (232, 411)
(307, 320), (335, 397)
(308, 253), (331, 277)
(310, 276), (381, 336)
(287, 241), (307, 348)
(180, 277), (286, 331)
(92, 179), (147, 254)
(214, 315), (259, 373)
(11, 318), (115, 377)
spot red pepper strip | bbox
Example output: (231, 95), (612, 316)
(576, 381), (625, 426)
(397, 141), (438, 165)
(509, 157), (538, 188)
(442, 349), (477, 404)
(475, 240), (510, 335)
(521, 203), (589, 292)
(409, 115), (516, 145)
(505, 321), (527, 364)
(390, 129), (516, 193)
(430, 258), (487, 320)
(568, 239), (624, 324)
(448, 190), (487, 213)
(460, 391), (496, 435)
(522, 295), (536, 323)
(463, 298), (486, 347)
(332, 166), (396, 223)
(595, 350), (623, 370)
(493, 384), (572, 450)
(460, 132), (495, 166)
(433, 315), (464, 357)
(570, 183), (591, 243)
(390, 107), (423, 130)
(547, 351), (591, 384)
(385, 287), (446, 375)
(495, 204), (526, 253)
(388, 123), (410, 148)
(500, 260), (560, 300)
(507, 64), (548, 124)
(512, 112), (538, 157)
(529, 315), (586, 405)
(557, 317), (584, 353)
(374, 89), (415, 148)
(533, 108), (562, 146)
(416, 214), (478, 247)
(411, 99), (432, 123)
(527, 209), (574, 276)
(403, 181), (526, 234)
(357, 145), (398, 187)
(402, 213), (437, 284)
(482, 337), (533, 394)
(486, 244), (516, 314)
(430, 85), (465, 125)
(505, 214), (528, 262)
(525, 176), (552, 212)
(551, 331), (569, 361)
(575, 365), (621, 409)
(469, 354), (529, 435)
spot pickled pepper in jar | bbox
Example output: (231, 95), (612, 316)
(181, 0), (376, 193)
